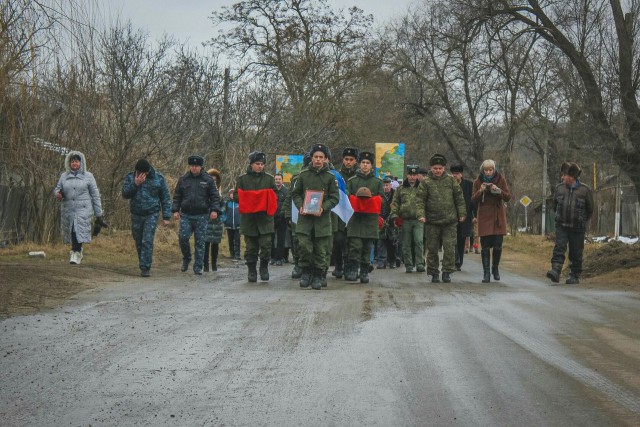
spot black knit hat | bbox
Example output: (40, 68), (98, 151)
(342, 147), (359, 159)
(358, 151), (374, 163)
(135, 159), (151, 173)
(310, 143), (330, 159)
(188, 155), (204, 166)
(450, 165), (463, 173)
(429, 154), (447, 166)
(248, 151), (267, 164)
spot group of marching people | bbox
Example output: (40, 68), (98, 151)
(54, 145), (591, 288)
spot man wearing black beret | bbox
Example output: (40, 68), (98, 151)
(171, 155), (221, 275)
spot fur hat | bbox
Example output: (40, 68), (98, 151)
(248, 151), (267, 164)
(302, 152), (311, 168)
(135, 159), (151, 173)
(355, 187), (372, 198)
(188, 155), (204, 166)
(429, 154), (447, 166)
(450, 165), (463, 173)
(406, 165), (419, 175)
(207, 168), (221, 187)
(310, 143), (330, 159)
(560, 162), (571, 175)
(358, 151), (374, 163)
(566, 162), (582, 178)
(382, 177), (392, 183)
(342, 147), (359, 159)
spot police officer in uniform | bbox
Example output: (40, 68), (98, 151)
(235, 151), (278, 282)
(345, 151), (384, 283)
(122, 159), (172, 277)
(171, 155), (221, 275)
(291, 144), (340, 290)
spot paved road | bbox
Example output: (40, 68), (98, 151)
(2, 258), (640, 426)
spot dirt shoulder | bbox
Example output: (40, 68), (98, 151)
(1, 233), (638, 318)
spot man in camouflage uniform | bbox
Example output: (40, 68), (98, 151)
(171, 155), (221, 275)
(390, 165), (424, 273)
(331, 147), (359, 278)
(235, 151), (278, 282)
(122, 159), (172, 277)
(291, 144), (340, 290)
(283, 152), (311, 279)
(416, 154), (466, 283)
(345, 151), (384, 283)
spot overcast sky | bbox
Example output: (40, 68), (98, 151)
(109, 0), (414, 48)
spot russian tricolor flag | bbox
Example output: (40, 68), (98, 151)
(291, 170), (354, 224)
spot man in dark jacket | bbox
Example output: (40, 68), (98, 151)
(172, 155), (221, 275)
(450, 165), (475, 271)
(291, 144), (340, 290)
(122, 159), (171, 277)
(377, 177), (397, 269)
(271, 173), (288, 265)
(331, 147), (359, 278)
(547, 162), (594, 285)
(235, 151), (278, 282)
(224, 189), (241, 260)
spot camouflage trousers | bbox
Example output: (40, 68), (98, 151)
(131, 212), (159, 271)
(425, 222), (457, 275)
(179, 213), (208, 271)
(244, 233), (272, 263)
(401, 219), (424, 269)
(297, 231), (331, 269)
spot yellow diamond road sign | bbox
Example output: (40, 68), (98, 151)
(520, 196), (531, 207)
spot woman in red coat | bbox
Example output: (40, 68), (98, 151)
(471, 160), (511, 283)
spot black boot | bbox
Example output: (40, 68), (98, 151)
(359, 264), (370, 284)
(332, 255), (344, 278)
(546, 264), (562, 283)
(492, 248), (502, 281)
(442, 272), (451, 283)
(311, 268), (323, 290)
(300, 267), (312, 288)
(345, 261), (359, 282)
(247, 262), (258, 282)
(211, 245), (218, 271)
(181, 258), (190, 272)
(259, 258), (269, 281)
(481, 249), (491, 283)
(321, 269), (328, 287)
(292, 264), (303, 279)
(566, 273), (580, 285)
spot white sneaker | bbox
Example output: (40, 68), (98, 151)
(76, 250), (83, 264)
(69, 251), (76, 264)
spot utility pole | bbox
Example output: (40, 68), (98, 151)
(541, 128), (548, 235)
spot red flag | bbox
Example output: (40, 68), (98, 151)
(237, 188), (278, 216)
(349, 194), (382, 214)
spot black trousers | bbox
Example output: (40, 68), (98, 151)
(551, 225), (585, 276)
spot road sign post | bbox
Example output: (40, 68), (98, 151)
(520, 195), (531, 231)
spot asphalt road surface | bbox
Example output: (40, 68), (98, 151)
(2, 257), (640, 426)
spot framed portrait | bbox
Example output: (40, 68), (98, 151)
(302, 190), (324, 216)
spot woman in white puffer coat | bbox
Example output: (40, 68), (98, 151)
(53, 151), (104, 264)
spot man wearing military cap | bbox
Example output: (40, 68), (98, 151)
(171, 155), (221, 275)
(235, 151), (278, 282)
(390, 164), (425, 273)
(416, 154), (466, 283)
(330, 146), (360, 279)
(345, 151), (384, 283)
(291, 144), (340, 290)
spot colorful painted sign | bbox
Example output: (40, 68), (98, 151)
(375, 143), (405, 179)
(276, 154), (304, 183)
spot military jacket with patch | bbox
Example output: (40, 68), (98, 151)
(235, 167), (277, 236)
(416, 172), (466, 226)
(346, 170), (384, 238)
(291, 163), (339, 237)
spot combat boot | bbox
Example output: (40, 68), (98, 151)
(259, 258), (269, 281)
(311, 268), (323, 290)
(492, 248), (502, 281)
(181, 258), (190, 272)
(431, 274), (440, 283)
(566, 274), (580, 285)
(546, 264), (562, 283)
(247, 262), (258, 282)
(321, 268), (328, 287)
(442, 272), (451, 283)
(359, 264), (370, 284)
(344, 261), (359, 282)
(292, 264), (303, 279)
(300, 267), (312, 288)
(481, 249), (491, 283)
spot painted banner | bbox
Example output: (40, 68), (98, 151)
(276, 154), (304, 183)
(375, 143), (405, 179)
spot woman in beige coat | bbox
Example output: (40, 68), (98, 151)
(471, 160), (511, 283)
